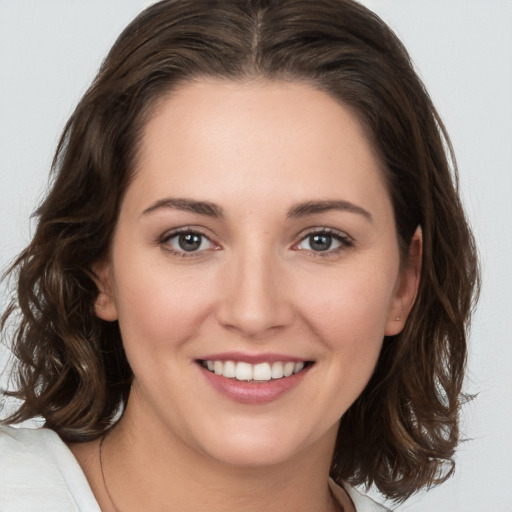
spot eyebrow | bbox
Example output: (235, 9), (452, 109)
(141, 197), (372, 222)
(287, 200), (373, 222)
(142, 198), (224, 218)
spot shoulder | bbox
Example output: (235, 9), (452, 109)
(0, 425), (100, 512)
(329, 478), (392, 512)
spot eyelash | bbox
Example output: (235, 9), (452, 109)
(293, 228), (354, 257)
(159, 227), (218, 257)
(159, 227), (354, 258)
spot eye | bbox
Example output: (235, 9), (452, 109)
(161, 230), (217, 255)
(295, 229), (353, 254)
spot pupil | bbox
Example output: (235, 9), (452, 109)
(310, 234), (331, 251)
(178, 233), (201, 251)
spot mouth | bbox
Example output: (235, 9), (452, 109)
(198, 359), (313, 383)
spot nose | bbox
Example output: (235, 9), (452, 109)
(216, 246), (294, 339)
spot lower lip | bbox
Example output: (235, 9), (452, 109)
(198, 363), (312, 405)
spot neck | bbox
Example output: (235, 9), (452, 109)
(100, 396), (341, 512)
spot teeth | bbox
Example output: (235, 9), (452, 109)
(294, 362), (304, 373)
(223, 360), (236, 378)
(253, 363), (271, 381)
(283, 362), (294, 377)
(202, 359), (307, 381)
(235, 362), (252, 381)
(271, 362), (284, 379)
(213, 360), (223, 375)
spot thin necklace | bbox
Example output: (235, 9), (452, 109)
(99, 434), (123, 512)
(99, 434), (343, 512)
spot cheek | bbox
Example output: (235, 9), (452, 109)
(294, 263), (398, 401)
(112, 257), (217, 349)
(298, 267), (397, 342)
(300, 271), (395, 411)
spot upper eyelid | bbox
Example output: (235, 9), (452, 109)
(293, 228), (355, 256)
(160, 226), (213, 241)
(296, 226), (353, 242)
(157, 226), (354, 250)
(159, 228), (219, 256)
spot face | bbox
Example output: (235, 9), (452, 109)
(96, 80), (420, 468)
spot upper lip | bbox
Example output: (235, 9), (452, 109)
(198, 352), (310, 364)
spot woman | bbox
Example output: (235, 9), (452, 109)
(0, 1), (479, 511)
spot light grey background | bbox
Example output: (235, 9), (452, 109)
(1, 1), (511, 510)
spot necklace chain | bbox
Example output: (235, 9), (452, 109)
(99, 434), (123, 512)
(99, 434), (343, 512)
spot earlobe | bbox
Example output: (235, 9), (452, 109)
(92, 261), (118, 322)
(385, 226), (422, 336)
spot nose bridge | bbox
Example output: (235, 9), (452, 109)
(218, 236), (292, 337)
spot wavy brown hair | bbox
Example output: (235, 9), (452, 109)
(1, 0), (479, 502)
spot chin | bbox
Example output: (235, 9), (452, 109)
(206, 439), (304, 468)
(189, 419), (336, 470)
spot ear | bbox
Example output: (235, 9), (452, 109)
(92, 260), (118, 322)
(385, 226), (422, 336)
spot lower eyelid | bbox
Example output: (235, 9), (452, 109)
(292, 230), (354, 255)
(159, 228), (352, 255)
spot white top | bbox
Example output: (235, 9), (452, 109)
(0, 425), (390, 511)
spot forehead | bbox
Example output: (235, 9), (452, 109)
(128, 79), (390, 217)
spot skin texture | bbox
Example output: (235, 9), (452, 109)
(73, 80), (421, 512)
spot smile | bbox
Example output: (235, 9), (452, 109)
(200, 360), (309, 382)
